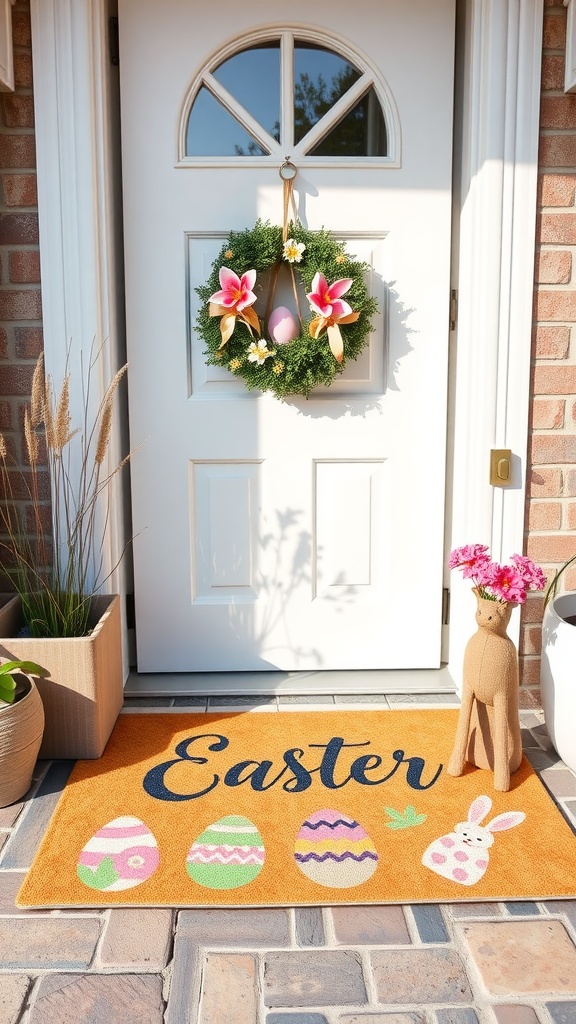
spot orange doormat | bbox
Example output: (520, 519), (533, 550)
(17, 709), (576, 908)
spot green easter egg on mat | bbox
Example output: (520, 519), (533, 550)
(186, 814), (265, 890)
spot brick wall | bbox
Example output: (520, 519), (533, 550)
(520, 0), (576, 704)
(0, 1), (45, 590)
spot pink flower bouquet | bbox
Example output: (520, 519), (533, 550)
(449, 544), (546, 604)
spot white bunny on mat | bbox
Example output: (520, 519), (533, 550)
(422, 794), (525, 886)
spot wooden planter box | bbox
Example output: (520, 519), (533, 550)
(0, 594), (124, 759)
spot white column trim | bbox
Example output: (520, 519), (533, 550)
(29, 0), (128, 639)
(448, 0), (544, 685)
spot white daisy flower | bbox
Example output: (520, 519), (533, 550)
(282, 239), (306, 263)
(247, 340), (275, 365)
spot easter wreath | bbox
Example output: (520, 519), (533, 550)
(196, 220), (379, 400)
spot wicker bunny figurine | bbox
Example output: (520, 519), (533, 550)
(422, 794), (525, 886)
(447, 588), (522, 791)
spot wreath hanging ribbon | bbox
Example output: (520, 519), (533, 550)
(196, 161), (378, 399)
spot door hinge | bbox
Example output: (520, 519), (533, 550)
(442, 587), (450, 625)
(449, 289), (458, 330)
(109, 17), (119, 66)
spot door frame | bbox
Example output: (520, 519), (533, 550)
(28, 0), (544, 690)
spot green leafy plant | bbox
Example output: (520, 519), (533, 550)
(544, 553), (576, 608)
(0, 659), (44, 707)
(0, 347), (134, 638)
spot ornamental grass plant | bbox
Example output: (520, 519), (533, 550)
(0, 349), (132, 638)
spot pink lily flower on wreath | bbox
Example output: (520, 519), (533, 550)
(306, 272), (360, 363)
(208, 267), (261, 348)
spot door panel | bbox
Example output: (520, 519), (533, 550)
(119, 0), (455, 671)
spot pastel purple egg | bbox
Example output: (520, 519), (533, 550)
(268, 306), (299, 345)
(294, 808), (378, 889)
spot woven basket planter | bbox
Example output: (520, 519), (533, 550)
(0, 676), (45, 807)
(0, 595), (124, 760)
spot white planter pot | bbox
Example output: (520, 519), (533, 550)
(540, 593), (576, 776)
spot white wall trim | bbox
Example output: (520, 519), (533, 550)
(448, 0), (543, 687)
(28, 0), (543, 686)
(0, 0), (16, 92)
(29, 0), (129, 665)
(564, 0), (576, 91)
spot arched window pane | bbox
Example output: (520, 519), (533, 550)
(186, 86), (268, 156)
(293, 42), (362, 145)
(212, 44), (280, 143)
(308, 87), (387, 157)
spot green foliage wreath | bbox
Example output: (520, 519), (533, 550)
(196, 220), (378, 399)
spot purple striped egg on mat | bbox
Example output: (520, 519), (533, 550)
(294, 808), (378, 889)
(77, 816), (159, 892)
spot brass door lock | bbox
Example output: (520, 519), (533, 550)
(490, 449), (512, 487)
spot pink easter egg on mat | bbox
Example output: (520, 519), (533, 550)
(77, 816), (159, 892)
(268, 306), (299, 345)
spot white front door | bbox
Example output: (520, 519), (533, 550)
(119, 0), (455, 672)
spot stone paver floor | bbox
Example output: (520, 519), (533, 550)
(1, 695), (576, 1024)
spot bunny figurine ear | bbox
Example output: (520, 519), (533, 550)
(485, 810), (526, 833)
(468, 795), (492, 824)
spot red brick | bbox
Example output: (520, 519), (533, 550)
(533, 365), (576, 394)
(520, 625), (542, 656)
(14, 52), (33, 89)
(0, 326), (7, 359)
(13, 326), (43, 359)
(568, 502), (576, 529)
(24, 502), (52, 535)
(543, 13), (567, 50)
(528, 502), (562, 530)
(0, 364), (34, 396)
(531, 433), (576, 464)
(0, 400), (12, 429)
(540, 95), (576, 130)
(534, 289), (576, 320)
(9, 251), (40, 284)
(538, 212), (576, 244)
(565, 567), (576, 589)
(541, 54), (565, 91)
(539, 134), (576, 168)
(0, 213), (39, 245)
(0, 135), (36, 170)
(528, 468), (563, 496)
(535, 249), (572, 284)
(538, 173), (576, 208)
(527, 534), (576, 563)
(566, 469), (576, 495)
(11, 11), (31, 48)
(531, 398), (565, 428)
(521, 592), (545, 624)
(0, 290), (42, 321)
(2, 95), (34, 129)
(533, 325), (570, 358)
(2, 173), (37, 207)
